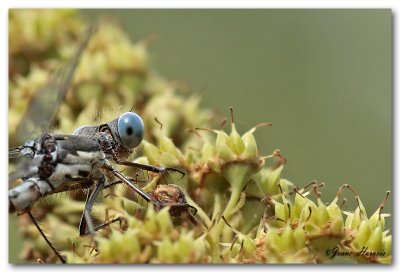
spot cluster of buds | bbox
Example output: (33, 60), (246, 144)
(253, 181), (346, 263)
(243, 184), (391, 264)
(9, 9), (84, 77)
(341, 191), (391, 263)
(62, 207), (206, 263)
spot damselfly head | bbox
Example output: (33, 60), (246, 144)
(116, 112), (144, 149)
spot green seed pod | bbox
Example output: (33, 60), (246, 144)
(227, 123), (245, 155)
(382, 235), (392, 256)
(293, 225), (306, 251)
(330, 217), (344, 235)
(326, 196), (343, 220)
(97, 229), (142, 263)
(238, 234), (257, 259)
(253, 150), (286, 196)
(354, 221), (372, 246)
(279, 223), (296, 252)
(315, 200), (330, 226)
(241, 131), (258, 160)
(365, 226), (383, 252)
(215, 130), (236, 162)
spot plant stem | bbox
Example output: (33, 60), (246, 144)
(208, 184), (243, 263)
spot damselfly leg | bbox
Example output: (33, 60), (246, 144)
(26, 211), (66, 263)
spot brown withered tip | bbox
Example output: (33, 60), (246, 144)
(152, 184), (198, 225)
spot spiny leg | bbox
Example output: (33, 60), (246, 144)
(26, 211), (66, 264)
(81, 217), (127, 235)
(103, 180), (123, 189)
(105, 165), (155, 204)
(78, 179), (109, 255)
(115, 160), (185, 179)
(79, 178), (105, 236)
(102, 175), (143, 190)
(79, 176), (143, 235)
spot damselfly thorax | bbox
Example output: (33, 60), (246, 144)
(9, 111), (158, 212)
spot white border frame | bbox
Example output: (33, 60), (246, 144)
(1, 1), (397, 272)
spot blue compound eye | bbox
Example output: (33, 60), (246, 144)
(117, 112), (144, 149)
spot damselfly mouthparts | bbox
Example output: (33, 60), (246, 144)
(9, 26), (195, 263)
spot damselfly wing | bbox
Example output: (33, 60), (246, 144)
(9, 25), (96, 183)
(12, 26), (97, 149)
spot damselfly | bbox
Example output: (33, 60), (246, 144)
(9, 26), (195, 263)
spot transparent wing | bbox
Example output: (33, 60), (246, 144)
(9, 156), (41, 186)
(15, 25), (96, 145)
(9, 147), (23, 159)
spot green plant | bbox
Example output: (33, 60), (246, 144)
(9, 10), (391, 264)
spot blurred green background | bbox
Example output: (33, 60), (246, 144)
(9, 9), (391, 262)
